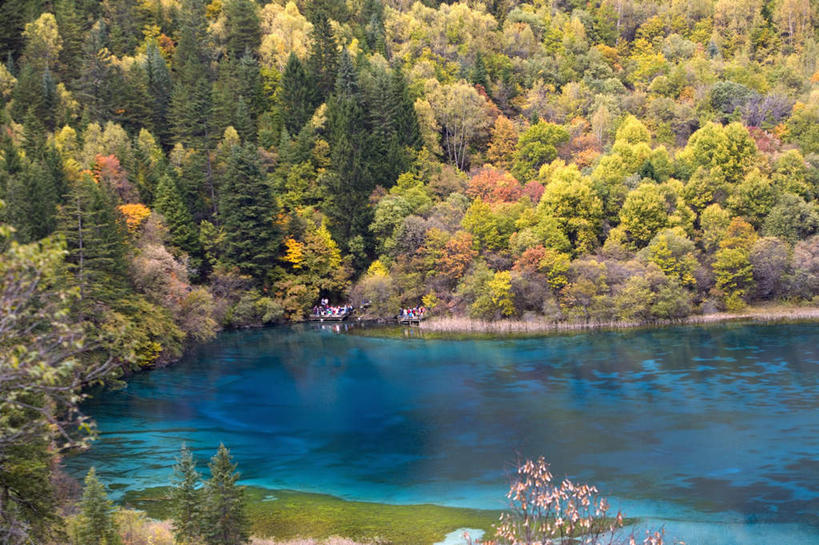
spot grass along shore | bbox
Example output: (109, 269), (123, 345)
(123, 486), (637, 544)
(415, 304), (819, 337)
(123, 487), (502, 545)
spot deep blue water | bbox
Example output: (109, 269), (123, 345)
(66, 323), (819, 544)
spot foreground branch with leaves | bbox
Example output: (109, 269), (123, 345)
(0, 211), (125, 545)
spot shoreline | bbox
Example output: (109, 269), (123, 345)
(414, 305), (819, 337)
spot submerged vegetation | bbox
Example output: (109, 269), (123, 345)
(123, 455), (649, 545)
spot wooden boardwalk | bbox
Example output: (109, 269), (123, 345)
(309, 311), (353, 322)
(397, 314), (426, 325)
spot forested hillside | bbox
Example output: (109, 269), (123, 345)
(1, 0), (819, 369)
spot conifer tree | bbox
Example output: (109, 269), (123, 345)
(171, 445), (202, 545)
(154, 174), (203, 270)
(361, 0), (387, 56)
(280, 52), (315, 135)
(325, 51), (372, 251)
(76, 21), (117, 122)
(57, 175), (130, 308)
(104, 0), (139, 56)
(202, 444), (249, 545)
(77, 468), (121, 545)
(10, 65), (46, 124)
(388, 66), (422, 153)
(170, 0), (214, 148)
(221, 0), (261, 59)
(471, 52), (488, 89)
(0, 137), (59, 242)
(364, 65), (396, 184)
(219, 143), (280, 281)
(55, 0), (84, 84)
(212, 57), (240, 137)
(3, 160), (58, 243)
(307, 13), (338, 102)
(233, 97), (254, 143)
(178, 149), (213, 221)
(145, 42), (173, 145)
(236, 52), (265, 128)
(117, 61), (153, 134)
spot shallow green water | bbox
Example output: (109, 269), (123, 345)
(66, 322), (819, 544)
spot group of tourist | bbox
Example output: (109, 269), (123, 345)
(312, 300), (353, 317)
(399, 306), (427, 320)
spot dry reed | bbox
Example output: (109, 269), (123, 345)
(419, 306), (819, 335)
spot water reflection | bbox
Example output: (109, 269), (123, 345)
(65, 323), (819, 541)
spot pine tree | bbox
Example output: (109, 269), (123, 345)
(171, 445), (202, 545)
(154, 174), (203, 270)
(219, 143), (280, 281)
(388, 66), (421, 152)
(0, 137), (58, 243)
(77, 468), (121, 545)
(361, 0), (387, 56)
(280, 52), (315, 135)
(75, 21), (117, 122)
(202, 444), (249, 545)
(0, 0), (26, 63)
(324, 51), (373, 250)
(3, 161), (58, 243)
(57, 175), (130, 309)
(221, 0), (261, 59)
(10, 65), (46, 123)
(104, 0), (139, 56)
(236, 52), (265, 128)
(364, 65), (395, 184)
(117, 60), (153, 134)
(145, 42), (173, 145)
(212, 58), (239, 137)
(307, 13), (338, 103)
(170, 0), (214, 148)
(471, 52), (488, 89)
(177, 149), (212, 221)
(55, 0), (84, 84)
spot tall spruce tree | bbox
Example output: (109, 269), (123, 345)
(280, 52), (315, 135)
(307, 13), (338, 103)
(55, 0), (84, 84)
(471, 51), (489, 89)
(324, 51), (373, 253)
(154, 174), (203, 270)
(56, 175), (130, 309)
(77, 468), (121, 545)
(171, 445), (202, 545)
(221, 0), (261, 59)
(170, 0), (214, 148)
(104, 0), (139, 56)
(0, 137), (59, 242)
(361, 0), (387, 56)
(202, 444), (249, 545)
(389, 67), (422, 151)
(219, 143), (280, 282)
(75, 21), (117, 122)
(145, 42), (173, 145)
(236, 52), (265, 132)
(3, 160), (58, 243)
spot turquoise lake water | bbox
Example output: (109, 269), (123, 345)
(66, 323), (819, 544)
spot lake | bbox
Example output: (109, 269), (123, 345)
(65, 323), (819, 545)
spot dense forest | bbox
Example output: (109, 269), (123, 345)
(2, 0), (819, 364)
(1, 0), (819, 540)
